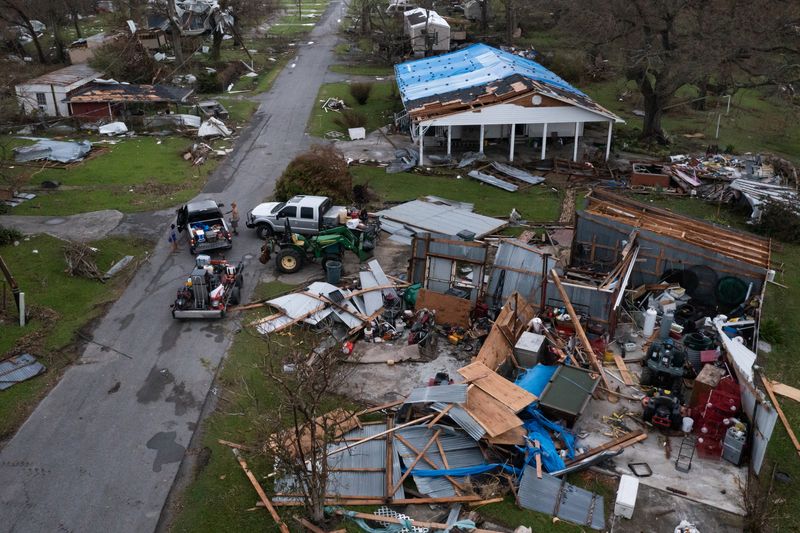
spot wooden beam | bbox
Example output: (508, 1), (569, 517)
(327, 414), (434, 457)
(385, 417), (394, 500)
(533, 439), (542, 478)
(613, 355), (634, 386)
(231, 448), (290, 533)
(390, 430), (441, 496)
(217, 439), (253, 451)
(565, 430), (646, 466)
(761, 374), (800, 457)
(356, 400), (404, 416)
(435, 435), (460, 495)
(549, 269), (612, 391)
(427, 404), (453, 427)
(332, 509), (500, 533)
(770, 380), (800, 404)
(293, 516), (326, 533)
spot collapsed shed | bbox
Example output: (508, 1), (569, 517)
(66, 82), (195, 123)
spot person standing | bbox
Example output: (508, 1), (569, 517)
(227, 202), (240, 236)
(168, 223), (179, 252)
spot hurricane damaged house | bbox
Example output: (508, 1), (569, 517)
(394, 43), (624, 165)
(253, 184), (782, 528)
(15, 64), (100, 117)
(66, 82), (194, 124)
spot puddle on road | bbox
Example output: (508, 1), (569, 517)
(146, 432), (185, 472)
(136, 366), (174, 403)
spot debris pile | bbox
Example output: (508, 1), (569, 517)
(63, 241), (103, 280)
(227, 189), (781, 530)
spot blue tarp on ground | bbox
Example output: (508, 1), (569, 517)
(394, 43), (586, 104)
(515, 363), (558, 397)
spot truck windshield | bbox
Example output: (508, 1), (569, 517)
(270, 203), (285, 214)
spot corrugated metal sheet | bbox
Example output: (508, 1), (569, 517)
(274, 422), (403, 501)
(359, 271), (383, 314)
(394, 426), (485, 498)
(491, 162), (546, 185)
(377, 200), (505, 239)
(431, 402), (486, 440)
(14, 139), (92, 164)
(574, 210), (766, 295)
(518, 466), (605, 530)
(468, 170), (518, 192)
(0, 354), (45, 390)
(405, 384), (468, 404)
(486, 239), (554, 308)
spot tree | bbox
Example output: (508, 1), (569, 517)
(258, 337), (358, 525)
(557, 0), (800, 143)
(275, 145), (353, 203)
(0, 0), (47, 63)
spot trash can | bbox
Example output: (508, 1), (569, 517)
(325, 260), (342, 285)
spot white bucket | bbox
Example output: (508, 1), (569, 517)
(682, 417), (694, 433)
(643, 308), (657, 337)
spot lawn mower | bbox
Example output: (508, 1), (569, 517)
(642, 389), (683, 430)
(273, 219), (378, 274)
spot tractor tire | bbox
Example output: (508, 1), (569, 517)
(640, 365), (654, 387)
(276, 248), (304, 274)
(228, 286), (241, 306)
(256, 224), (273, 240)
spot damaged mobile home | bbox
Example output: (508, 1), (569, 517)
(227, 183), (784, 530)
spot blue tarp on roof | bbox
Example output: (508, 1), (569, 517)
(395, 43), (586, 104)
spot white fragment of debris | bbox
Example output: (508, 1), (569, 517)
(32, 249), (38, 254)
(243, 72), (258, 78)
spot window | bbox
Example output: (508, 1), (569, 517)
(279, 206), (297, 218)
(36, 93), (46, 106)
(300, 207), (314, 219)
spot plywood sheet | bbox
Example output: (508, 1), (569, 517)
(771, 380), (800, 404)
(457, 361), (536, 412)
(463, 386), (523, 437)
(486, 425), (527, 446)
(416, 289), (471, 328)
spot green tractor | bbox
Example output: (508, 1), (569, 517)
(274, 219), (378, 274)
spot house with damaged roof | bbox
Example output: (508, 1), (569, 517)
(394, 43), (624, 165)
(66, 82), (194, 124)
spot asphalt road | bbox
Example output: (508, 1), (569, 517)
(0, 2), (348, 532)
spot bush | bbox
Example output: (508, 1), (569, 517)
(0, 225), (22, 246)
(349, 82), (373, 105)
(754, 200), (800, 243)
(275, 145), (353, 204)
(333, 109), (367, 129)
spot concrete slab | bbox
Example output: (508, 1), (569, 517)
(610, 483), (744, 533)
(575, 360), (747, 516)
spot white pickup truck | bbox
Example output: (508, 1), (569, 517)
(244, 195), (348, 239)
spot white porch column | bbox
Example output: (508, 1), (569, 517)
(573, 122), (581, 162)
(418, 124), (424, 166)
(478, 124), (485, 153)
(605, 121), (613, 161)
(447, 125), (452, 156)
(509, 124), (516, 162)
(540, 123), (548, 160)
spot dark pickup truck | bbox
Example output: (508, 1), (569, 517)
(176, 200), (233, 255)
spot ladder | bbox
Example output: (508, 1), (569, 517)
(675, 434), (697, 473)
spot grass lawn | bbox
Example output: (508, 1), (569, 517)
(351, 165), (563, 220)
(215, 97), (259, 124)
(0, 234), (150, 439)
(3, 136), (220, 216)
(582, 79), (800, 160)
(329, 64), (395, 77)
(268, 0), (330, 37)
(307, 81), (401, 138)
